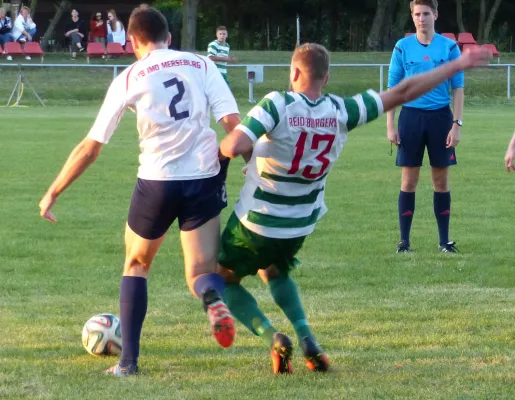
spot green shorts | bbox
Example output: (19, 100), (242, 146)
(218, 212), (306, 277)
(221, 74), (230, 87)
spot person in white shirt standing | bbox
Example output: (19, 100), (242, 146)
(12, 6), (36, 60)
(39, 7), (240, 377)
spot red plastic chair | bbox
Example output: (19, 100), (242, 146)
(107, 42), (125, 57)
(458, 32), (476, 45)
(4, 42), (24, 56)
(86, 42), (106, 63)
(23, 42), (45, 62)
(125, 41), (135, 56)
(442, 33), (457, 42)
(482, 43), (500, 63)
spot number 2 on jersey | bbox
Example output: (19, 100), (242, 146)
(163, 78), (189, 121)
(288, 132), (335, 179)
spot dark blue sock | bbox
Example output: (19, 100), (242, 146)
(398, 191), (415, 246)
(119, 276), (147, 368)
(193, 273), (225, 298)
(434, 191), (451, 246)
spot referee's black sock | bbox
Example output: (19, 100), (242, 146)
(398, 191), (415, 246)
(434, 191), (451, 246)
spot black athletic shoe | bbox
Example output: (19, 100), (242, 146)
(301, 337), (329, 372)
(439, 241), (458, 253)
(396, 240), (411, 253)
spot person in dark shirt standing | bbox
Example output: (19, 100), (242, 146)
(65, 9), (86, 60)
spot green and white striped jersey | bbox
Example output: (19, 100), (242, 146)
(234, 90), (384, 239)
(207, 40), (230, 77)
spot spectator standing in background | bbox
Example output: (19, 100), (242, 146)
(0, 8), (14, 60)
(65, 9), (86, 60)
(107, 9), (126, 47)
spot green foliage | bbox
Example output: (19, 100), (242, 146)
(152, 0), (183, 47)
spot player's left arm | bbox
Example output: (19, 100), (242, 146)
(39, 74), (128, 223)
(448, 43), (465, 148)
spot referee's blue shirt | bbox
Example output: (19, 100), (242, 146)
(387, 33), (464, 110)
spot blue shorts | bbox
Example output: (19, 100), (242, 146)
(396, 106), (457, 168)
(127, 175), (228, 240)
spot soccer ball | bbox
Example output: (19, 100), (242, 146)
(82, 313), (122, 356)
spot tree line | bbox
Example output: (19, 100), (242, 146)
(171, 0), (514, 52)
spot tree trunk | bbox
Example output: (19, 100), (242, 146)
(393, 0), (411, 40)
(181, 0), (199, 51)
(381, 0), (397, 49)
(41, 0), (70, 51)
(328, 2), (339, 51)
(266, 18), (270, 49)
(483, 0), (503, 42)
(477, 0), (486, 42)
(455, 0), (465, 32)
(367, 0), (389, 50)
(29, 0), (38, 18)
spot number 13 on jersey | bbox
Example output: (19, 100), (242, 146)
(288, 132), (335, 179)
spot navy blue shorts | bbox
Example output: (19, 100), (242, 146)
(396, 106), (457, 168)
(127, 175), (228, 240)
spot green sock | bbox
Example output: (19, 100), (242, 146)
(268, 275), (314, 344)
(224, 282), (276, 348)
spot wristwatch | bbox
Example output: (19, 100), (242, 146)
(453, 120), (463, 127)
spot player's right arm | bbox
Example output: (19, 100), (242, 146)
(380, 46), (491, 115)
(221, 91), (283, 159)
(39, 74), (128, 223)
(386, 42), (405, 145)
(505, 132), (515, 172)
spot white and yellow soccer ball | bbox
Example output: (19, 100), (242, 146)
(82, 313), (122, 356)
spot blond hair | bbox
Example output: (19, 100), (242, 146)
(292, 43), (330, 81)
(108, 9), (124, 32)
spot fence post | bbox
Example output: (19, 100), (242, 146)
(113, 66), (118, 80)
(379, 65), (384, 92)
(508, 65), (511, 100)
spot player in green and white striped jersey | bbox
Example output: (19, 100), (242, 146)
(207, 26), (238, 85)
(217, 43), (492, 374)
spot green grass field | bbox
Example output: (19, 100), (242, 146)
(2, 52), (515, 399)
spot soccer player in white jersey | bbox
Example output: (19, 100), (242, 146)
(39, 7), (240, 377)
(207, 26), (238, 85)
(216, 43), (491, 374)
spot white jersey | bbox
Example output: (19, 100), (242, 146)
(87, 49), (239, 180)
(234, 90), (384, 239)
